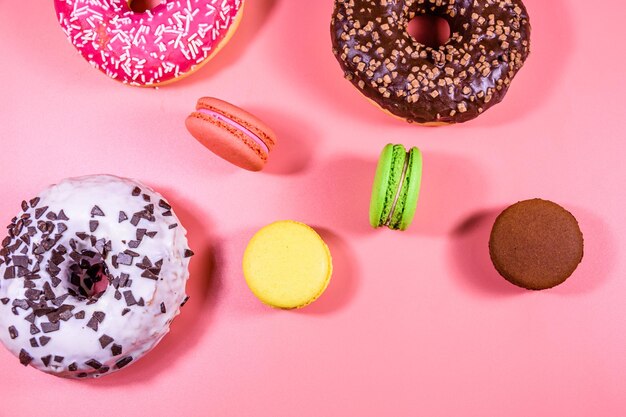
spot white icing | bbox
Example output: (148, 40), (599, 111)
(0, 175), (191, 378)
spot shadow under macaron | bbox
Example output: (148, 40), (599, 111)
(296, 227), (360, 315)
(245, 106), (319, 176)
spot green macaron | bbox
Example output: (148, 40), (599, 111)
(369, 144), (423, 231)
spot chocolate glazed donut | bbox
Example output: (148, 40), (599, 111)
(331, 0), (531, 124)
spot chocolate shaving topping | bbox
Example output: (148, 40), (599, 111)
(46, 212), (57, 221)
(42, 355), (52, 367)
(21, 200), (28, 211)
(115, 356), (133, 369)
(181, 296), (190, 307)
(116, 252), (133, 265)
(51, 276), (62, 288)
(121, 308), (130, 316)
(41, 321), (60, 333)
(54, 355), (64, 363)
(29, 338), (39, 348)
(142, 194), (151, 202)
(160, 302), (166, 314)
(34, 206), (48, 219)
(158, 199), (171, 210)
(68, 362), (78, 371)
(141, 270), (158, 280)
(39, 336), (51, 346)
(91, 205), (105, 217)
(169, 223), (178, 229)
(111, 344), (123, 356)
(4, 267), (15, 279)
(146, 231), (157, 238)
(29, 197), (40, 208)
(56, 223), (68, 235)
(8, 326), (18, 339)
(123, 291), (137, 306)
(74, 311), (85, 319)
(99, 334), (114, 348)
(19, 349), (33, 366)
(184, 249), (194, 258)
(132, 186), (141, 196)
(0, 298), (9, 305)
(85, 359), (102, 370)
(89, 220), (99, 232)
(86, 316), (99, 331)
(118, 211), (128, 222)
(30, 324), (41, 335)
(57, 210), (69, 221)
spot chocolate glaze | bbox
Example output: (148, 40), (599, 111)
(331, 0), (531, 124)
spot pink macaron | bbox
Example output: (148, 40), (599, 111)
(185, 97), (277, 171)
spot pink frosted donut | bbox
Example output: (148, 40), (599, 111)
(54, 0), (244, 86)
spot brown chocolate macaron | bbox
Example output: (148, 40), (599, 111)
(489, 199), (584, 290)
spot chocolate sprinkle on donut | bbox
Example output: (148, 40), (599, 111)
(99, 334), (114, 348)
(331, 0), (531, 124)
(111, 344), (122, 356)
(115, 356), (133, 369)
(19, 349), (33, 366)
(8, 326), (18, 339)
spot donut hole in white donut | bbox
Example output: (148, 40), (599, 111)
(407, 14), (451, 48)
(128, 0), (163, 13)
(66, 250), (111, 301)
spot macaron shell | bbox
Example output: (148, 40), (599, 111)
(489, 199), (584, 290)
(369, 144), (407, 228)
(196, 97), (277, 151)
(242, 221), (333, 309)
(398, 147), (423, 230)
(369, 144), (394, 227)
(185, 114), (265, 171)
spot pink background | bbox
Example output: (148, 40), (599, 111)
(0, 0), (625, 415)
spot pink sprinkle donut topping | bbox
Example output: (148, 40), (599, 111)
(54, 0), (244, 86)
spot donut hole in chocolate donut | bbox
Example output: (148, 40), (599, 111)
(66, 250), (111, 301)
(128, 0), (162, 13)
(407, 14), (451, 48)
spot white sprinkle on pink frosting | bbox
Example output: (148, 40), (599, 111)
(54, 0), (243, 86)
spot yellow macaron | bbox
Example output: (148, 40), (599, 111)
(242, 221), (333, 309)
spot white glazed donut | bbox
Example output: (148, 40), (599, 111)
(0, 175), (193, 378)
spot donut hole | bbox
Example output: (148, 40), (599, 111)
(66, 250), (111, 301)
(128, 0), (162, 13)
(408, 14), (451, 48)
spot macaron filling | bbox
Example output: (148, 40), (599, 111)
(385, 150), (409, 226)
(197, 108), (270, 155)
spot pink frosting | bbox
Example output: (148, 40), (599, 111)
(54, 0), (243, 86)
(197, 108), (269, 155)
